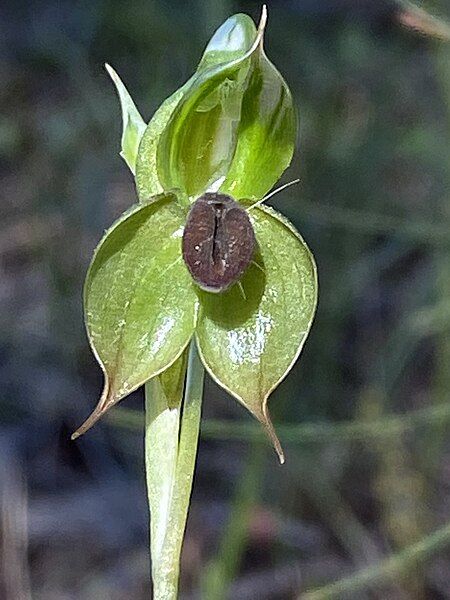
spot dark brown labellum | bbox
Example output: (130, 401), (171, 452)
(182, 192), (256, 293)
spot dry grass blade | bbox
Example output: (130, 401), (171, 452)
(108, 402), (450, 444)
(0, 457), (32, 600)
(397, 1), (450, 40)
(300, 521), (450, 599)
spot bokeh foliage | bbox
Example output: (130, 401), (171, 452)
(1, 0), (450, 598)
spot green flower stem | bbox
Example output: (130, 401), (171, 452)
(145, 341), (205, 599)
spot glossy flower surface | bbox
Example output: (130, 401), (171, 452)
(73, 10), (318, 461)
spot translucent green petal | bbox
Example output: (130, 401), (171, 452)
(156, 8), (296, 201)
(196, 204), (317, 462)
(220, 50), (296, 200)
(136, 13), (257, 200)
(73, 193), (198, 438)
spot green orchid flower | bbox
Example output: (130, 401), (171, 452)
(72, 7), (317, 464)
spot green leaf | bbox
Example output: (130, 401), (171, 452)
(135, 13), (257, 201)
(157, 348), (190, 410)
(195, 204), (318, 462)
(145, 350), (188, 565)
(147, 341), (204, 597)
(155, 7), (296, 201)
(72, 193), (198, 438)
(106, 64), (146, 174)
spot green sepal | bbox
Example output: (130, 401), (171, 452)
(195, 204), (318, 462)
(135, 13), (257, 201)
(72, 193), (198, 438)
(106, 64), (147, 174)
(219, 49), (296, 200)
(155, 7), (296, 201)
(136, 88), (186, 199)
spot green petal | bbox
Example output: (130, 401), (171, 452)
(195, 204), (317, 462)
(219, 50), (296, 201)
(155, 8), (296, 201)
(72, 193), (198, 438)
(135, 88), (186, 199)
(197, 13), (257, 70)
(106, 64), (146, 174)
(155, 16), (263, 199)
(135, 13), (257, 201)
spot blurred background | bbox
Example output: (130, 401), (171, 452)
(1, 0), (450, 598)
